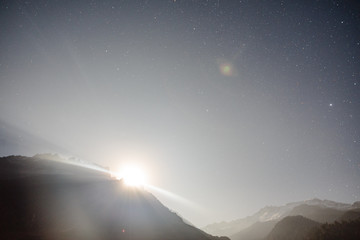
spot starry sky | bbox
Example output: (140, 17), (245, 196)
(0, 0), (359, 227)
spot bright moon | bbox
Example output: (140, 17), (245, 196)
(122, 166), (147, 187)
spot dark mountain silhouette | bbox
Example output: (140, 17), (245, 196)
(0, 155), (229, 240)
(265, 216), (320, 240)
(352, 201), (360, 208)
(338, 208), (360, 222)
(265, 215), (360, 240)
(306, 219), (360, 240)
(230, 220), (277, 240)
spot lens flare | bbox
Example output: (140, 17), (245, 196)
(217, 58), (237, 77)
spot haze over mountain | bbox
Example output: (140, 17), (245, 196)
(203, 198), (359, 238)
(264, 210), (360, 240)
(266, 216), (320, 240)
(339, 208), (360, 222)
(202, 202), (360, 240)
(230, 220), (277, 240)
(0, 155), (229, 240)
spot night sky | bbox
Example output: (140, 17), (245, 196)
(0, 0), (359, 227)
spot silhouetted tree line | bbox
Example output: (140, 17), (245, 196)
(305, 219), (360, 240)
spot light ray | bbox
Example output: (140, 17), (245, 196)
(145, 184), (202, 210)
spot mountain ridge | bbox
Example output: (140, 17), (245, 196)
(0, 155), (229, 240)
(202, 198), (357, 237)
(265, 215), (320, 240)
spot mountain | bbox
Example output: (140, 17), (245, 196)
(230, 220), (277, 240)
(287, 204), (346, 223)
(265, 209), (360, 240)
(306, 218), (360, 240)
(264, 211), (360, 240)
(33, 153), (110, 172)
(265, 216), (320, 240)
(0, 155), (229, 240)
(338, 208), (360, 222)
(202, 205), (289, 237)
(220, 207), (360, 240)
(202, 199), (356, 237)
(352, 201), (360, 208)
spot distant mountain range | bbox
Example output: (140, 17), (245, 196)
(202, 198), (360, 240)
(0, 155), (229, 240)
(265, 212), (360, 240)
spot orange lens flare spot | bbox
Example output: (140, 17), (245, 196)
(217, 59), (236, 77)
